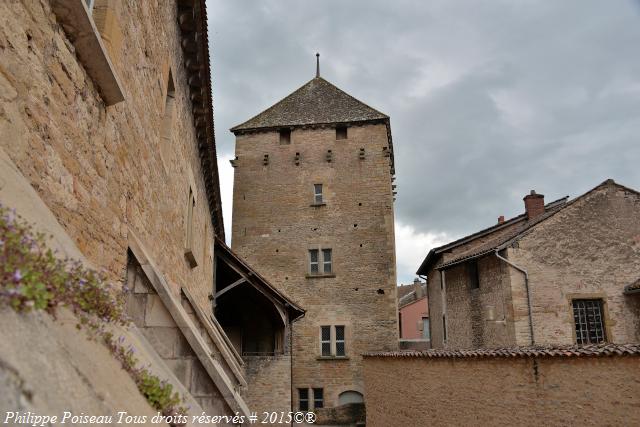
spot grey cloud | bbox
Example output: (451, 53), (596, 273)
(207, 0), (640, 273)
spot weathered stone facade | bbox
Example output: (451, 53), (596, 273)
(0, 0), (218, 309)
(231, 77), (398, 413)
(0, 0), (291, 421)
(421, 180), (640, 349)
(363, 346), (640, 427)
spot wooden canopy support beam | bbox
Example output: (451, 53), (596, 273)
(215, 277), (247, 299)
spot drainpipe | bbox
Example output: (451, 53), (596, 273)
(494, 250), (535, 346)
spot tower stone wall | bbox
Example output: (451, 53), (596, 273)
(231, 122), (398, 409)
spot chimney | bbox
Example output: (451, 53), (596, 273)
(523, 190), (545, 219)
(498, 215), (505, 224)
(413, 278), (424, 298)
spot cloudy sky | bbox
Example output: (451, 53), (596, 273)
(206, 0), (640, 284)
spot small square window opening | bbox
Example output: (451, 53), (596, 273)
(279, 129), (291, 145)
(336, 126), (347, 140)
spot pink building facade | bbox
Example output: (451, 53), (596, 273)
(399, 297), (429, 340)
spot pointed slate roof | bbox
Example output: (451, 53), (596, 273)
(230, 77), (389, 132)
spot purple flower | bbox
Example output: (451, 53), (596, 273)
(13, 269), (22, 282)
(78, 278), (87, 287)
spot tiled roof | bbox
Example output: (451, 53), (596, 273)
(417, 179), (639, 274)
(417, 197), (568, 273)
(624, 278), (640, 294)
(231, 77), (389, 132)
(396, 285), (415, 300)
(364, 343), (640, 359)
(215, 238), (305, 320)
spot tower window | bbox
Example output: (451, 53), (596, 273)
(319, 325), (346, 357)
(308, 248), (333, 276)
(320, 326), (331, 356)
(322, 249), (332, 273)
(279, 129), (291, 144)
(314, 184), (323, 204)
(309, 249), (319, 274)
(572, 299), (606, 344)
(336, 126), (347, 140)
(298, 389), (309, 411)
(335, 325), (345, 356)
(313, 388), (324, 409)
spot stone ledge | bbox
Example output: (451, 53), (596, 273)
(50, 0), (124, 105)
(316, 356), (350, 361)
(305, 273), (336, 279)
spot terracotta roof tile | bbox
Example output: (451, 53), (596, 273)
(364, 343), (640, 359)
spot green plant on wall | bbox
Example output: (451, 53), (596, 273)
(0, 204), (187, 421)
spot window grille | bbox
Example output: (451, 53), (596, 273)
(572, 299), (606, 344)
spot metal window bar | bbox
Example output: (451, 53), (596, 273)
(572, 299), (605, 344)
(322, 249), (332, 273)
(321, 326), (331, 356)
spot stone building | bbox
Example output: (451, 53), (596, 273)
(0, 0), (302, 422)
(417, 179), (640, 349)
(229, 61), (398, 420)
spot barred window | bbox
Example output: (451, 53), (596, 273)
(572, 299), (606, 344)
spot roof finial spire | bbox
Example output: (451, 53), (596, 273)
(316, 53), (320, 78)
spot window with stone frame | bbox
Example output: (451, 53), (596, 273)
(313, 388), (324, 409)
(319, 325), (346, 357)
(298, 388), (309, 411)
(313, 184), (323, 204)
(320, 326), (331, 356)
(308, 248), (332, 275)
(572, 299), (606, 344)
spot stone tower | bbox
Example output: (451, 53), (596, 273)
(230, 63), (398, 416)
